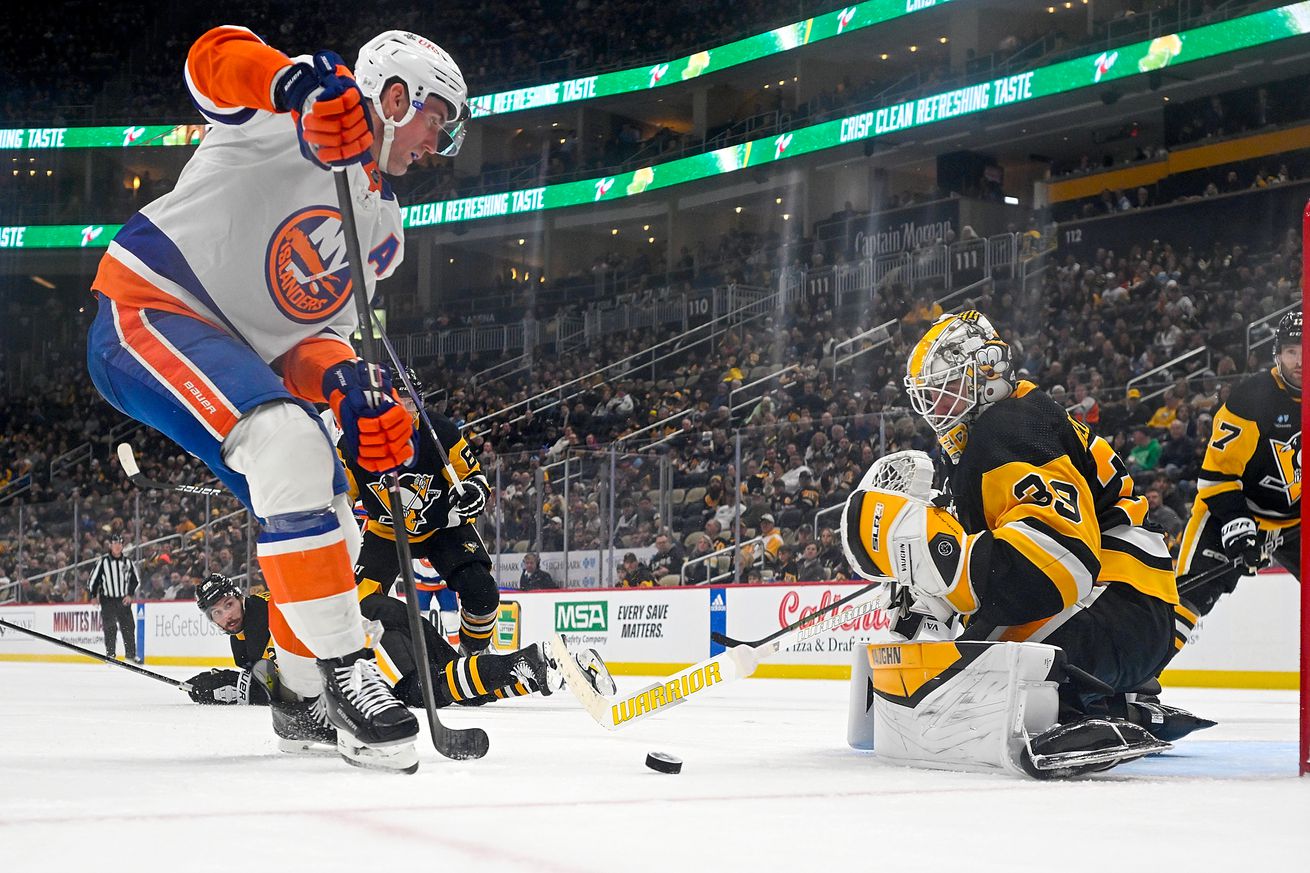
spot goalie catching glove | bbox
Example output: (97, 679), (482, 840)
(842, 485), (984, 616)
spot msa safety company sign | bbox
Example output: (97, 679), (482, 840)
(555, 601), (608, 633)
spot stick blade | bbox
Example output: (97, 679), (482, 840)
(433, 722), (490, 760)
(116, 442), (140, 477)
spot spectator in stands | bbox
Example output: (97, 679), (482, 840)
(519, 552), (557, 590)
(1147, 391), (1182, 430)
(681, 535), (715, 585)
(1068, 383), (1100, 427)
(618, 553), (657, 588)
(770, 545), (799, 583)
(1128, 427), (1162, 477)
(1145, 488), (1184, 555)
(796, 542), (826, 581)
(649, 533), (685, 585)
(1159, 419), (1197, 481)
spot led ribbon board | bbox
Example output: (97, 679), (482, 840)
(4, 2), (1309, 247)
(469, 0), (956, 117)
(0, 124), (203, 150)
(0, 0), (958, 149)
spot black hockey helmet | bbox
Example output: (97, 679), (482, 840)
(1275, 311), (1302, 357)
(196, 573), (241, 612)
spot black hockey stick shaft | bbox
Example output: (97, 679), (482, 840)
(1176, 556), (1244, 597)
(709, 580), (882, 649)
(116, 443), (226, 497)
(371, 312), (466, 497)
(333, 169), (488, 760)
(0, 617), (192, 691)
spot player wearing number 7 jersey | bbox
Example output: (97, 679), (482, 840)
(844, 312), (1206, 737)
(1174, 312), (1301, 623)
(84, 26), (469, 772)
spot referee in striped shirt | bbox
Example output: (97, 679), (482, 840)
(87, 534), (141, 662)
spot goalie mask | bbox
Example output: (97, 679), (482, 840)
(904, 311), (1013, 463)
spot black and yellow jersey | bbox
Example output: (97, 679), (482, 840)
(1195, 367), (1300, 529)
(340, 412), (485, 543)
(231, 592), (273, 670)
(947, 382), (1176, 634)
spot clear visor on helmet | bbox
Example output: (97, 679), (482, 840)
(436, 103), (469, 157)
(904, 360), (976, 435)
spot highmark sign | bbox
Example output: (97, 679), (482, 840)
(6, 2), (1310, 246)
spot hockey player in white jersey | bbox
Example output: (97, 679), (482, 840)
(85, 26), (468, 772)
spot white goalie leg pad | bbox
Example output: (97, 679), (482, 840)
(847, 640), (1061, 776)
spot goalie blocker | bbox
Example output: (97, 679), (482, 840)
(847, 640), (1169, 778)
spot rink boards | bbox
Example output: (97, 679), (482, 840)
(0, 574), (1298, 688)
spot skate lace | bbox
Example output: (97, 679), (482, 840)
(309, 694), (332, 728)
(341, 658), (398, 719)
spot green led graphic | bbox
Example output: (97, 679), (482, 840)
(0, 0), (955, 149)
(0, 124), (203, 150)
(4, 2), (1309, 246)
(469, 0), (955, 117)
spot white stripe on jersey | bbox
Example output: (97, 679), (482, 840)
(1009, 518), (1096, 603)
(110, 301), (228, 441)
(136, 309), (243, 421)
(106, 241), (225, 329)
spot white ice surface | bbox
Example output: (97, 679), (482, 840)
(1, 663), (1306, 872)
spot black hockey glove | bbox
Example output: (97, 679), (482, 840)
(451, 476), (490, 521)
(186, 668), (244, 705)
(1220, 517), (1268, 573)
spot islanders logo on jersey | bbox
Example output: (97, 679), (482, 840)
(264, 206), (354, 324)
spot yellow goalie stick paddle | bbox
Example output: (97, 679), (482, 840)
(553, 578), (888, 731)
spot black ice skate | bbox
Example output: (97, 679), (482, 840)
(270, 694), (338, 755)
(1127, 700), (1217, 742)
(317, 648), (419, 773)
(1020, 717), (1171, 779)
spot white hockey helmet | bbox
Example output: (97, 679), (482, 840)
(355, 30), (469, 165)
(904, 311), (1013, 462)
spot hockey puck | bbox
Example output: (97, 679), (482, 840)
(645, 751), (682, 774)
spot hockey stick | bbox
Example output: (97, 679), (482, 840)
(370, 312), (466, 498)
(1176, 556), (1250, 598)
(0, 617), (193, 693)
(333, 169), (488, 761)
(709, 580), (882, 648)
(116, 443), (226, 497)
(555, 578), (888, 731)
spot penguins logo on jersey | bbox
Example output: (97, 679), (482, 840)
(368, 473), (440, 534)
(1261, 432), (1301, 500)
(264, 205), (355, 324)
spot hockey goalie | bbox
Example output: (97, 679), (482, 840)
(842, 312), (1213, 778)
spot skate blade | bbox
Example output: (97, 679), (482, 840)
(337, 736), (420, 774)
(1029, 737), (1172, 772)
(277, 738), (338, 756)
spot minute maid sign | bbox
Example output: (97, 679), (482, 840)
(555, 601), (608, 633)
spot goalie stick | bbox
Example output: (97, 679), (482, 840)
(333, 169), (488, 762)
(0, 617), (193, 693)
(116, 443), (225, 497)
(556, 579), (887, 731)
